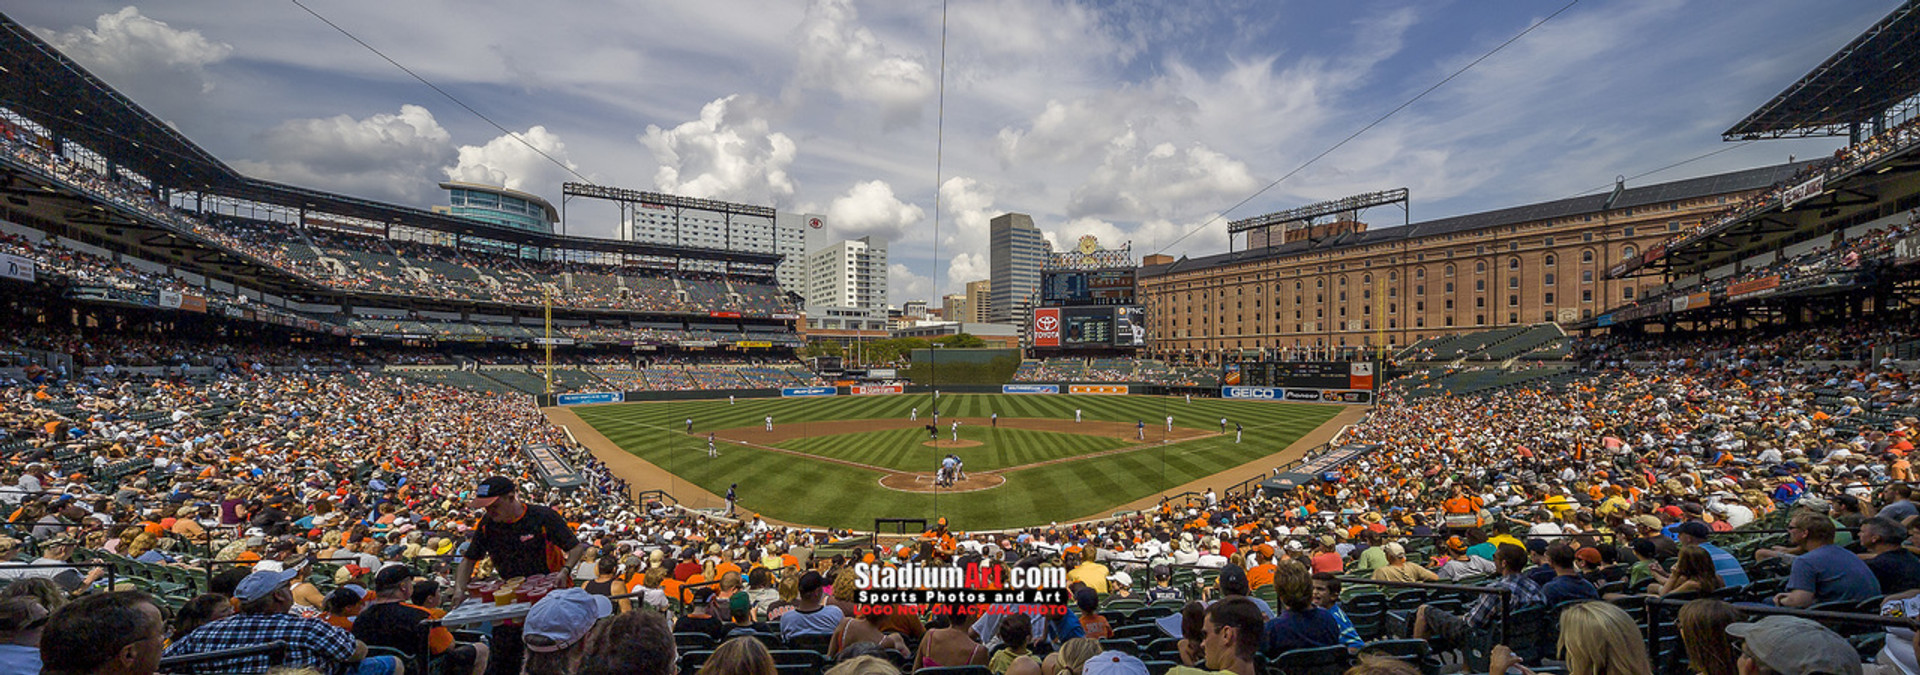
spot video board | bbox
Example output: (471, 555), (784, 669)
(1033, 306), (1146, 349)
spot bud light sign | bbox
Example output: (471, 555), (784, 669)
(782, 386), (837, 398)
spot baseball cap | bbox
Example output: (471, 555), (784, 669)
(1675, 521), (1713, 540)
(1632, 515), (1663, 531)
(1082, 650), (1150, 675)
(468, 476), (516, 509)
(524, 589), (613, 653)
(374, 564), (416, 590)
(1216, 564), (1248, 594)
(1726, 615), (1861, 675)
(1107, 571), (1133, 588)
(1575, 547), (1603, 566)
(798, 571), (829, 595)
(1382, 543), (1405, 558)
(233, 568), (303, 603)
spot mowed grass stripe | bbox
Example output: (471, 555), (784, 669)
(567, 395), (1342, 529)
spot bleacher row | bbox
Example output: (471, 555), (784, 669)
(1011, 359), (1221, 387)
(1396, 324), (1571, 363)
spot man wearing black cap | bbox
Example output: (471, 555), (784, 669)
(451, 476), (586, 605)
(452, 476), (584, 675)
(356, 564), (488, 675)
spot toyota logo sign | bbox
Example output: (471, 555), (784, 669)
(1036, 316), (1058, 331)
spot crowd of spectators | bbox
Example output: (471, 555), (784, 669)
(0, 129), (801, 319)
(1012, 358), (1220, 387)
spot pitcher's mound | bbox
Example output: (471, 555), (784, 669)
(879, 472), (1005, 493)
(921, 439), (983, 449)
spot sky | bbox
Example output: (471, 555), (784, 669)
(6, 1), (1893, 306)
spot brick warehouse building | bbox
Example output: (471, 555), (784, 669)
(1137, 162), (1813, 364)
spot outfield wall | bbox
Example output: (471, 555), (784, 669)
(535, 381), (1370, 406)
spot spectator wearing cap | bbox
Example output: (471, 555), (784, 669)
(163, 567), (401, 675)
(1144, 566), (1183, 604)
(779, 571), (845, 641)
(40, 591), (166, 675)
(30, 534), (105, 594)
(450, 476), (586, 605)
(1102, 571), (1137, 607)
(1774, 511), (1879, 608)
(1209, 565), (1275, 620)
(1082, 649), (1150, 675)
(1068, 552), (1111, 594)
(522, 588), (612, 675)
(450, 475), (584, 675)
(1369, 543), (1437, 584)
(1858, 517), (1920, 595)
(0, 596), (46, 673)
(354, 564), (489, 675)
(1728, 615), (1862, 675)
(1675, 520), (1750, 588)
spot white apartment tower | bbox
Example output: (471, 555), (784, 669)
(806, 236), (888, 310)
(619, 203), (817, 296)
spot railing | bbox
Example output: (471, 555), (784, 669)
(1334, 576), (1514, 645)
(157, 640), (289, 673)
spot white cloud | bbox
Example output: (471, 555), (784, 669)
(1067, 132), (1259, 221)
(38, 7), (232, 93)
(233, 104), (455, 204)
(994, 89), (1198, 166)
(935, 176), (999, 288)
(823, 180), (925, 244)
(640, 96), (798, 205)
(791, 0), (935, 129)
(946, 252), (988, 289)
(887, 263), (932, 306)
(444, 126), (581, 197)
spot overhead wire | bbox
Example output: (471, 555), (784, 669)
(288, 0), (593, 185)
(1154, 0), (1579, 256)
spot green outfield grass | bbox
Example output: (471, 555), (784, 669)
(568, 393), (1340, 530)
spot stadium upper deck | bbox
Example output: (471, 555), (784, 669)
(0, 12), (800, 343)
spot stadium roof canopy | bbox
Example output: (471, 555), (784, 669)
(1139, 162), (1809, 279)
(0, 13), (778, 266)
(1723, 2), (1920, 140)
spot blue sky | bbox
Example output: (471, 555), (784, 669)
(7, 0), (1892, 305)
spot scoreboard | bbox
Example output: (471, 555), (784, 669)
(1033, 306), (1146, 349)
(1042, 268), (1136, 306)
(1224, 361), (1375, 389)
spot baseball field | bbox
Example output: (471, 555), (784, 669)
(563, 393), (1343, 531)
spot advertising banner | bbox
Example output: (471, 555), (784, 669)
(734, 341), (773, 348)
(0, 252), (33, 283)
(1727, 275), (1781, 300)
(853, 384), (903, 395)
(1068, 384), (1129, 395)
(1899, 235), (1920, 264)
(1033, 308), (1061, 347)
(867, 368), (898, 379)
(1002, 384), (1059, 394)
(1223, 363), (1242, 385)
(555, 392), (622, 405)
(1222, 386), (1371, 404)
(179, 293), (207, 313)
(159, 290), (183, 309)
(1348, 362), (1374, 390)
(782, 386), (837, 398)
(1781, 175), (1825, 208)
(709, 311), (742, 318)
